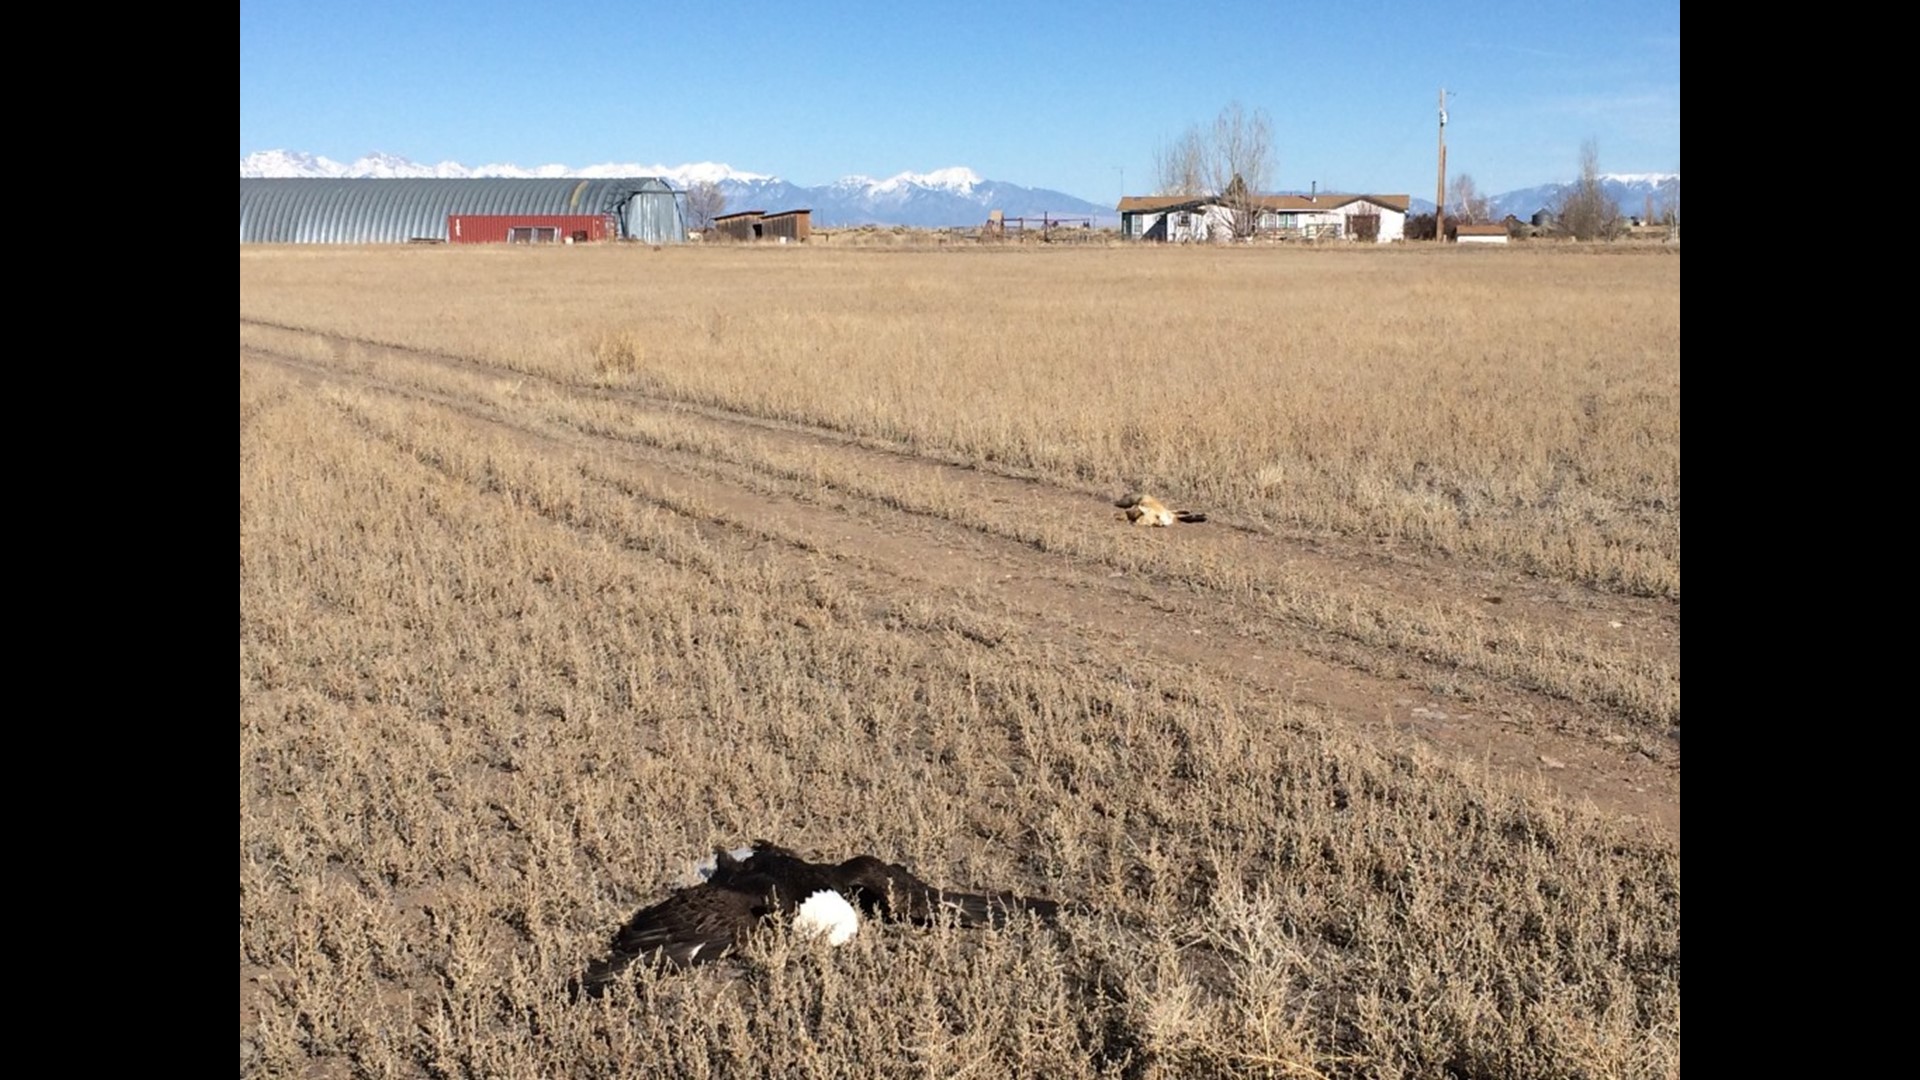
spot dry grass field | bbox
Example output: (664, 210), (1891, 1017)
(240, 243), (1679, 1079)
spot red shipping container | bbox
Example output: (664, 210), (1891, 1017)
(446, 214), (616, 244)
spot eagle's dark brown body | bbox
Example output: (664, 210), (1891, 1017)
(572, 842), (1062, 998)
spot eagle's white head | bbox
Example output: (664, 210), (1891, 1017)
(688, 845), (760, 885)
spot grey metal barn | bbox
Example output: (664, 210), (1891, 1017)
(239, 178), (687, 244)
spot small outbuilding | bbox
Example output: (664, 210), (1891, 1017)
(708, 210), (766, 241)
(759, 210), (812, 243)
(704, 209), (811, 243)
(447, 214), (617, 244)
(1454, 223), (1510, 245)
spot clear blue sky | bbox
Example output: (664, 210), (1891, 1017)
(239, 0), (1678, 202)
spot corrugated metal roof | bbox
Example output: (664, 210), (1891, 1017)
(239, 178), (687, 244)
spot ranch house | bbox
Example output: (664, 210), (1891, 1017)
(1118, 192), (1409, 243)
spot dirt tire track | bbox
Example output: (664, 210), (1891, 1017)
(241, 325), (1678, 839)
(238, 318), (1678, 661)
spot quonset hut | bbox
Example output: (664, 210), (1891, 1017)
(239, 178), (687, 244)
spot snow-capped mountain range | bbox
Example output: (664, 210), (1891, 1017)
(239, 151), (1112, 228)
(241, 152), (1677, 228)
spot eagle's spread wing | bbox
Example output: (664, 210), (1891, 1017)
(573, 880), (770, 997)
(839, 856), (1063, 927)
(611, 887), (765, 965)
(917, 888), (1062, 927)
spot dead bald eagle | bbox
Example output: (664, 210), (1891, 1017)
(572, 841), (1064, 998)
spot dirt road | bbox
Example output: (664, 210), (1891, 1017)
(241, 320), (1678, 840)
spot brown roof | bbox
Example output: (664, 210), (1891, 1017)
(1116, 194), (1209, 214)
(1454, 223), (1510, 236)
(1117, 193), (1411, 213)
(712, 210), (766, 221)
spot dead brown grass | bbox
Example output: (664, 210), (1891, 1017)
(240, 256), (1680, 1080)
(238, 306), (1679, 737)
(239, 244), (1679, 599)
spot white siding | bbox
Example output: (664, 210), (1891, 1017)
(1240, 199), (1406, 242)
(1327, 199), (1405, 243)
(1129, 197), (1407, 243)
(1363, 201), (1406, 242)
(1198, 205), (1235, 241)
(1134, 207), (1230, 242)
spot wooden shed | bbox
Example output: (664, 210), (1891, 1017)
(760, 210), (811, 243)
(709, 209), (811, 243)
(709, 210), (766, 241)
(1453, 223), (1511, 245)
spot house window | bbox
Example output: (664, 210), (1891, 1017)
(1176, 212), (1192, 227)
(509, 226), (560, 244)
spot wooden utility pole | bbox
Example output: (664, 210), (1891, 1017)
(1435, 88), (1448, 242)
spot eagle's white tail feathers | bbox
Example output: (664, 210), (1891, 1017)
(793, 889), (861, 946)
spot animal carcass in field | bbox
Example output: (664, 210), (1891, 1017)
(1114, 493), (1207, 526)
(571, 841), (1064, 996)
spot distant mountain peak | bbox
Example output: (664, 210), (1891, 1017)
(1597, 172), (1679, 185)
(239, 151), (1107, 228)
(870, 167), (981, 194)
(826, 167), (979, 195)
(239, 149), (347, 178)
(238, 150), (775, 186)
(657, 162), (775, 186)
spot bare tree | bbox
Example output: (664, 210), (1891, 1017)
(685, 180), (727, 234)
(1152, 125), (1205, 195)
(1203, 102), (1275, 239)
(1554, 139), (1620, 240)
(1152, 102), (1276, 239)
(1447, 173), (1492, 225)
